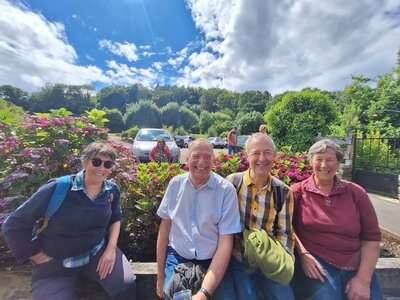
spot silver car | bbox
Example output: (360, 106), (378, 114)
(132, 128), (181, 163)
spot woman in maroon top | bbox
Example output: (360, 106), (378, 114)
(291, 139), (382, 300)
(149, 138), (171, 163)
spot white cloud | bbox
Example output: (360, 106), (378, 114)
(182, 0), (400, 94)
(0, 0), (107, 92)
(105, 60), (164, 87)
(99, 39), (139, 62)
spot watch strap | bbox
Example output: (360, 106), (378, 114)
(199, 287), (211, 300)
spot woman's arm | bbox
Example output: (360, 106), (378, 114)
(345, 240), (379, 300)
(97, 220), (120, 280)
(164, 146), (171, 161)
(294, 232), (325, 282)
(149, 147), (156, 161)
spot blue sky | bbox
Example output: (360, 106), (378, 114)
(0, 0), (399, 95)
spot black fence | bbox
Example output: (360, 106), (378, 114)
(353, 135), (400, 198)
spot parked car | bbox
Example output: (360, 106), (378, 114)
(173, 134), (185, 148)
(132, 128), (181, 163)
(207, 137), (227, 149)
(182, 135), (196, 148)
(236, 135), (250, 151)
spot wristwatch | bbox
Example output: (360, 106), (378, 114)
(199, 287), (211, 300)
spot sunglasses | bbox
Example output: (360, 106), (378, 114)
(91, 157), (115, 169)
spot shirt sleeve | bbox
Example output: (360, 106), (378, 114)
(1, 180), (57, 263)
(218, 183), (242, 235)
(157, 179), (174, 220)
(109, 183), (122, 225)
(276, 187), (295, 255)
(351, 183), (381, 241)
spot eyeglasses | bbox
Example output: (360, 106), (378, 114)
(91, 157), (115, 169)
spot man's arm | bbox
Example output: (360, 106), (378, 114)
(192, 234), (233, 300)
(276, 189), (295, 254)
(346, 240), (379, 300)
(156, 218), (171, 299)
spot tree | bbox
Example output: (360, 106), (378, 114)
(161, 102), (180, 128)
(266, 90), (338, 152)
(125, 100), (162, 128)
(0, 85), (29, 110)
(199, 111), (214, 134)
(238, 90), (271, 114)
(179, 106), (198, 132)
(97, 86), (129, 114)
(237, 111), (264, 135)
(105, 108), (125, 133)
(199, 88), (218, 112)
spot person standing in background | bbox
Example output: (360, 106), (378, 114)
(227, 125), (238, 155)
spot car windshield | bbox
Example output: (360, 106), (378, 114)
(136, 129), (173, 142)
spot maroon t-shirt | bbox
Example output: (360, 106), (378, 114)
(291, 175), (381, 269)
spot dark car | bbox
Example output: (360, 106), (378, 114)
(173, 134), (185, 148)
(182, 135), (196, 148)
(132, 128), (181, 163)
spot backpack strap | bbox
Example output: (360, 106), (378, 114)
(33, 175), (71, 237)
(230, 172), (245, 193)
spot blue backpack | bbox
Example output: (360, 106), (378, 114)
(32, 175), (71, 239)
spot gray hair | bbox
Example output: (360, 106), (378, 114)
(245, 133), (276, 153)
(81, 142), (116, 164)
(308, 139), (344, 162)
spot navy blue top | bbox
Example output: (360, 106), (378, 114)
(2, 171), (121, 263)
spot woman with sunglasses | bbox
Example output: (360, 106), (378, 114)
(2, 142), (136, 300)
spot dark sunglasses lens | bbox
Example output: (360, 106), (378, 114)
(104, 161), (114, 169)
(91, 158), (102, 167)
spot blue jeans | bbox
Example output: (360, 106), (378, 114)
(222, 256), (294, 300)
(163, 246), (222, 300)
(228, 145), (236, 155)
(291, 254), (383, 300)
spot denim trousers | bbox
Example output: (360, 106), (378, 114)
(222, 256), (294, 300)
(291, 254), (383, 300)
(163, 246), (223, 300)
(228, 145), (236, 154)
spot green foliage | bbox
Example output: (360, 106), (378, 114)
(85, 108), (109, 127)
(179, 106), (198, 131)
(355, 131), (399, 173)
(118, 162), (186, 261)
(237, 111), (264, 134)
(266, 89), (338, 152)
(238, 90), (271, 114)
(125, 100), (162, 128)
(121, 126), (139, 140)
(0, 97), (25, 125)
(105, 109), (125, 133)
(161, 102), (180, 128)
(0, 85), (29, 110)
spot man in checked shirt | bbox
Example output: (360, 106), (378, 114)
(222, 133), (295, 300)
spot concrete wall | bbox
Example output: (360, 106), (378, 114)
(1, 259), (399, 299)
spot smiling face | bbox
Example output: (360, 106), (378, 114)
(186, 140), (214, 188)
(247, 136), (275, 180)
(83, 153), (114, 182)
(311, 147), (340, 185)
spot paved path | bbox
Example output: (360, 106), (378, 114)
(369, 193), (400, 236)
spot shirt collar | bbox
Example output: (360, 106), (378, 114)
(71, 169), (113, 192)
(244, 169), (272, 191)
(304, 174), (347, 195)
(186, 171), (217, 190)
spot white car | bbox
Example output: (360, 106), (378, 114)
(207, 137), (227, 149)
(132, 128), (181, 163)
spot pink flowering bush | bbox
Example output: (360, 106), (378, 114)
(212, 149), (312, 185)
(119, 162), (185, 260)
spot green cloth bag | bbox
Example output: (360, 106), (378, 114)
(242, 228), (294, 285)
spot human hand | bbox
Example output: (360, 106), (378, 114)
(30, 251), (53, 264)
(300, 253), (325, 283)
(345, 276), (370, 300)
(156, 278), (164, 299)
(192, 292), (207, 300)
(96, 247), (116, 280)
